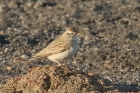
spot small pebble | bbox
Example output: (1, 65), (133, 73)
(4, 48), (9, 53)
(21, 54), (29, 59)
(5, 66), (12, 71)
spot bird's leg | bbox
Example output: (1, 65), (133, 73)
(53, 60), (62, 66)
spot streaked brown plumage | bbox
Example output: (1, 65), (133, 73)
(30, 27), (78, 65)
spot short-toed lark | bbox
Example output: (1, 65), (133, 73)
(30, 27), (78, 65)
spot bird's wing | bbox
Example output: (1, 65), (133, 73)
(32, 39), (71, 59)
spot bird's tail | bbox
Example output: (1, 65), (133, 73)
(13, 57), (29, 63)
(28, 57), (37, 62)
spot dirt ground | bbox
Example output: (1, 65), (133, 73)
(0, 0), (140, 92)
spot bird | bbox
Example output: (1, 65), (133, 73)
(30, 27), (78, 65)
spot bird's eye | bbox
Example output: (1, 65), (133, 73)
(70, 32), (74, 35)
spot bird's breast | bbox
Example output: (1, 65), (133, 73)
(47, 37), (78, 61)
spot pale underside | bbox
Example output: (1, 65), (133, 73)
(47, 37), (78, 62)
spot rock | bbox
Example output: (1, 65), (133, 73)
(0, 66), (105, 93)
(4, 48), (9, 53)
(20, 54), (29, 59)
